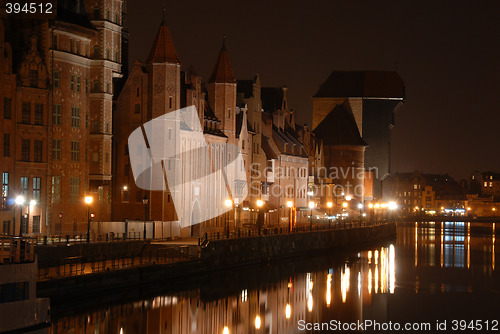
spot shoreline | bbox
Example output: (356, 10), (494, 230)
(37, 223), (396, 305)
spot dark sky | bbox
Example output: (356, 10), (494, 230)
(127, 0), (500, 181)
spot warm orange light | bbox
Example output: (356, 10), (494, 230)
(84, 196), (93, 204)
(287, 201), (293, 208)
(256, 199), (264, 207)
(342, 202), (348, 208)
(368, 203), (373, 208)
(327, 202), (333, 208)
(225, 199), (233, 207)
(308, 201), (315, 209)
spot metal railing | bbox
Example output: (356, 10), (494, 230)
(37, 244), (199, 281)
(201, 220), (392, 242)
(0, 236), (36, 264)
(35, 232), (148, 245)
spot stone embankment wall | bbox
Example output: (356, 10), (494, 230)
(202, 223), (396, 268)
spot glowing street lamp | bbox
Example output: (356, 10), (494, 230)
(327, 201), (333, 229)
(13, 195), (25, 236)
(285, 303), (291, 319)
(256, 199), (264, 235)
(345, 195), (352, 201)
(85, 196), (93, 242)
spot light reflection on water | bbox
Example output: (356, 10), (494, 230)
(50, 222), (498, 333)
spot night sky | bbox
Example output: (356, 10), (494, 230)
(127, 0), (500, 181)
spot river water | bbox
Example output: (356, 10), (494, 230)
(49, 222), (499, 333)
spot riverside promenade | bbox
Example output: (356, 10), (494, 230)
(36, 221), (396, 302)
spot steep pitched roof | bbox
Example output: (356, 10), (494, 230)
(209, 38), (236, 83)
(314, 71), (404, 99)
(147, 20), (181, 64)
(314, 104), (367, 146)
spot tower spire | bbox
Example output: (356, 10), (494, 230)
(147, 18), (180, 64)
(208, 36), (235, 83)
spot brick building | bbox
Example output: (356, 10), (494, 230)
(0, 0), (124, 235)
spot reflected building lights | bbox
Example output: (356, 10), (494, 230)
(467, 223), (471, 269)
(368, 268), (372, 294)
(440, 222), (444, 268)
(341, 266), (350, 303)
(255, 315), (261, 329)
(493, 223), (496, 271)
(374, 250), (379, 265)
(358, 272), (361, 297)
(285, 304), (291, 319)
(368, 250), (372, 264)
(375, 265), (379, 294)
(326, 274), (332, 306)
(307, 292), (313, 312)
(415, 224), (418, 267)
(389, 244), (395, 294)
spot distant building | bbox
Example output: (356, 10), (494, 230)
(386, 172), (466, 215)
(469, 171), (500, 198)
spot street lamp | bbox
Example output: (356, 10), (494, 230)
(26, 200), (36, 235)
(85, 196), (93, 242)
(327, 202), (333, 229)
(14, 195), (25, 236)
(256, 199), (263, 235)
(142, 195), (148, 239)
(287, 200), (293, 233)
(225, 199), (233, 238)
(308, 201), (315, 231)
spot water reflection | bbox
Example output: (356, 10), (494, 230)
(50, 222), (499, 333)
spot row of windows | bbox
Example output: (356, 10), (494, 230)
(1, 174), (41, 210)
(50, 176), (82, 204)
(483, 181), (494, 188)
(19, 102), (44, 125)
(93, 7), (121, 25)
(53, 35), (89, 58)
(20, 139), (43, 162)
(54, 71), (112, 94)
(52, 105), (83, 128)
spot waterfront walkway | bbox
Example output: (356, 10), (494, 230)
(34, 221), (390, 282)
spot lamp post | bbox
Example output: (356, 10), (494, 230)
(14, 195), (25, 236)
(225, 199), (233, 238)
(286, 201), (293, 233)
(357, 203), (363, 224)
(308, 201), (315, 231)
(327, 202), (333, 229)
(256, 199), (263, 235)
(84, 196), (93, 242)
(26, 199), (36, 235)
(142, 195), (148, 239)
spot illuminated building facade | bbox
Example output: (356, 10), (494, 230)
(0, 0), (124, 235)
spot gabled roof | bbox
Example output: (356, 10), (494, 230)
(147, 20), (181, 64)
(209, 38), (236, 83)
(261, 87), (283, 113)
(314, 104), (367, 146)
(314, 71), (404, 99)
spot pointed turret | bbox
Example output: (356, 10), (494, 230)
(209, 36), (236, 83)
(147, 17), (180, 64)
(207, 36), (237, 143)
